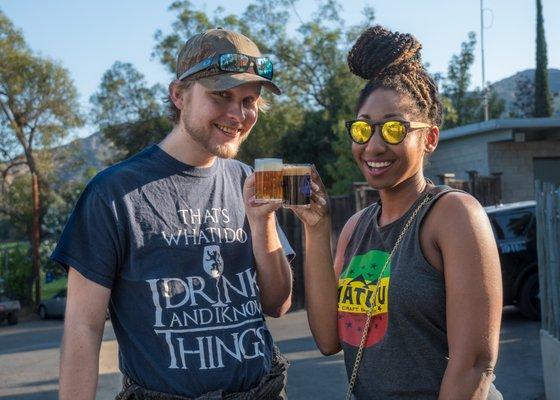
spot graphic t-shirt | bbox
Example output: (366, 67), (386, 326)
(337, 186), (502, 399)
(51, 145), (294, 397)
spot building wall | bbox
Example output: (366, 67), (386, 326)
(424, 129), (512, 181)
(488, 140), (560, 202)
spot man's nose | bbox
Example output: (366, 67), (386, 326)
(226, 101), (245, 122)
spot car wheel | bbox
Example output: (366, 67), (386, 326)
(518, 273), (541, 320)
(8, 312), (18, 325)
(39, 305), (48, 320)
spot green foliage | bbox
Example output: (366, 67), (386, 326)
(534, 0), (553, 117)
(0, 240), (60, 304)
(153, 0), (371, 192)
(90, 62), (169, 161)
(0, 242), (32, 304)
(438, 32), (506, 129)
(441, 32), (477, 128)
(0, 10), (83, 302)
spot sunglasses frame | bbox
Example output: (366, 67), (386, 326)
(345, 119), (432, 145)
(178, 52), (274, 81)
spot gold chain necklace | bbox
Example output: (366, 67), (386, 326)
(345, 193), (433, 400)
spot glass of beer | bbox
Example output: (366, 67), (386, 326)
(282, 164), (312, 207)
(255, 158), (283, 203)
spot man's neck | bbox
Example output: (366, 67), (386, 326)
(159, 125), (216, 168)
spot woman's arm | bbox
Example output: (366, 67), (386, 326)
(434, 193), (503, 399)
(290, 168), (363, 355)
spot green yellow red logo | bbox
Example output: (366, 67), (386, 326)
(338, 249), (390, 347)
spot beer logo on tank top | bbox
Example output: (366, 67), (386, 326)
(337, 249), (390, 347)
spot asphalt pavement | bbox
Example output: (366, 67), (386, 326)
(0, 306), (546, 399)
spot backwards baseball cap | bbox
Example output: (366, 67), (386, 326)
(176, 28), (281, 95)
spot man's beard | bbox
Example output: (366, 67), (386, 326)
(181, 111), (248, 159)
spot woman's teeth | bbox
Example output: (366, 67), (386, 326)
(366, 161), (392, 168)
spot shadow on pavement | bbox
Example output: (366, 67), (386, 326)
(0, 372), (122, 400)
(275, 337), (347, 400)
(495, 306), (544, 400)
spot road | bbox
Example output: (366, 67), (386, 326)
(0, 306), (545, 399)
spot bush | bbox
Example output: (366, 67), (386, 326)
(0, 240), (63, 305)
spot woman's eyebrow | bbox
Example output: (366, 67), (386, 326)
(357, 112), (405, 120)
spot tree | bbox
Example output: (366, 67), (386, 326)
(0, 10), (83, 304)
(439, 32), (505, 128)
(441, 32), (477, 128)
(534, 0), (552, 117)
(90, 61), (168, 161)
(153, 0), (369, 192)
(510, 74), (534, 118)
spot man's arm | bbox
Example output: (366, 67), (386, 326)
(243, 173), (292, 317)
(434, 193), (503, 399)
(250, 214), (293, 317)
(59, 267), (111, 400)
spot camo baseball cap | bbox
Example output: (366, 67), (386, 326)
(176, 28), (281, 95)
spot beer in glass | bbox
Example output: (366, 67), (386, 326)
(255, 158), (283, 203)
(282, 164), (311, 206)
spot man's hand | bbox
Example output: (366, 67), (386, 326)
(242, 173), (283, 225)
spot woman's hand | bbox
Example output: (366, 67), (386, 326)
(288, 166), (330, 230)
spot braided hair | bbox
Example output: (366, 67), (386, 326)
(348, 26), (442, 126)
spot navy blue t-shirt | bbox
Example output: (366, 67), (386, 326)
(51, 145), (294, 396)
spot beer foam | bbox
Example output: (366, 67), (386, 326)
(282, 165), (311, 176)
(255, 158), (283, 171)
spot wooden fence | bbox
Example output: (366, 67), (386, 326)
(535, 181), (560, 338)
(279, 172), (502, 310)
(437, 171), (502, 206)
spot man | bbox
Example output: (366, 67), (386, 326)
(52, 28), (294, 399)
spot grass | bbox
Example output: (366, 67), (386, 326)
(42, 277), (67, 299)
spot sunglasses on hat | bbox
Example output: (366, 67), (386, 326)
(178, 53), (274, 81)
(345, 119), (431, 145)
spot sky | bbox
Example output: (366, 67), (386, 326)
(1, 0), (559, 139)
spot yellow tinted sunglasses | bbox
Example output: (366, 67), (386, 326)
(345, 119), (431, 145)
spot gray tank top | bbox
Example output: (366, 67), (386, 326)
(337, 185), (502, 399)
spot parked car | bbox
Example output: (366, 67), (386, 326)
(485, 200), (540, 320)
(38, 288), (67, 319)
(0, 294), (21, 325)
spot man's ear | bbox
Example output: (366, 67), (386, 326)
(169, 80), (185, 110)
(425, 126), (439, 154)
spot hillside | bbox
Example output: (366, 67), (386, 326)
(491, 68), (560, 116)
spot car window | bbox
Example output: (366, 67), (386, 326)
(491, 210), (533, 240)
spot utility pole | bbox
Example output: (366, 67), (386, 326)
(480, 0), (489, 121)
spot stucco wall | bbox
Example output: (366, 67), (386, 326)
(424, 129), (511, 181)
(488, 140), (560, 202)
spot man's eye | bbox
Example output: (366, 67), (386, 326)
(214, 91), (229, 99)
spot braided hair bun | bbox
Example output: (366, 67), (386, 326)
(348, 25), (442, 126)
(348, 25), (423, 80)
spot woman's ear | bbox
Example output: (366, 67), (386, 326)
(425, 126), (439, 154)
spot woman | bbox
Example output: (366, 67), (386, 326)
(293, 26), (503, 399)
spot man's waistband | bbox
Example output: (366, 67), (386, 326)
(115, 346), (289, 400)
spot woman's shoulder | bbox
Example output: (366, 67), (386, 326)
(425, 189), (491, 241)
